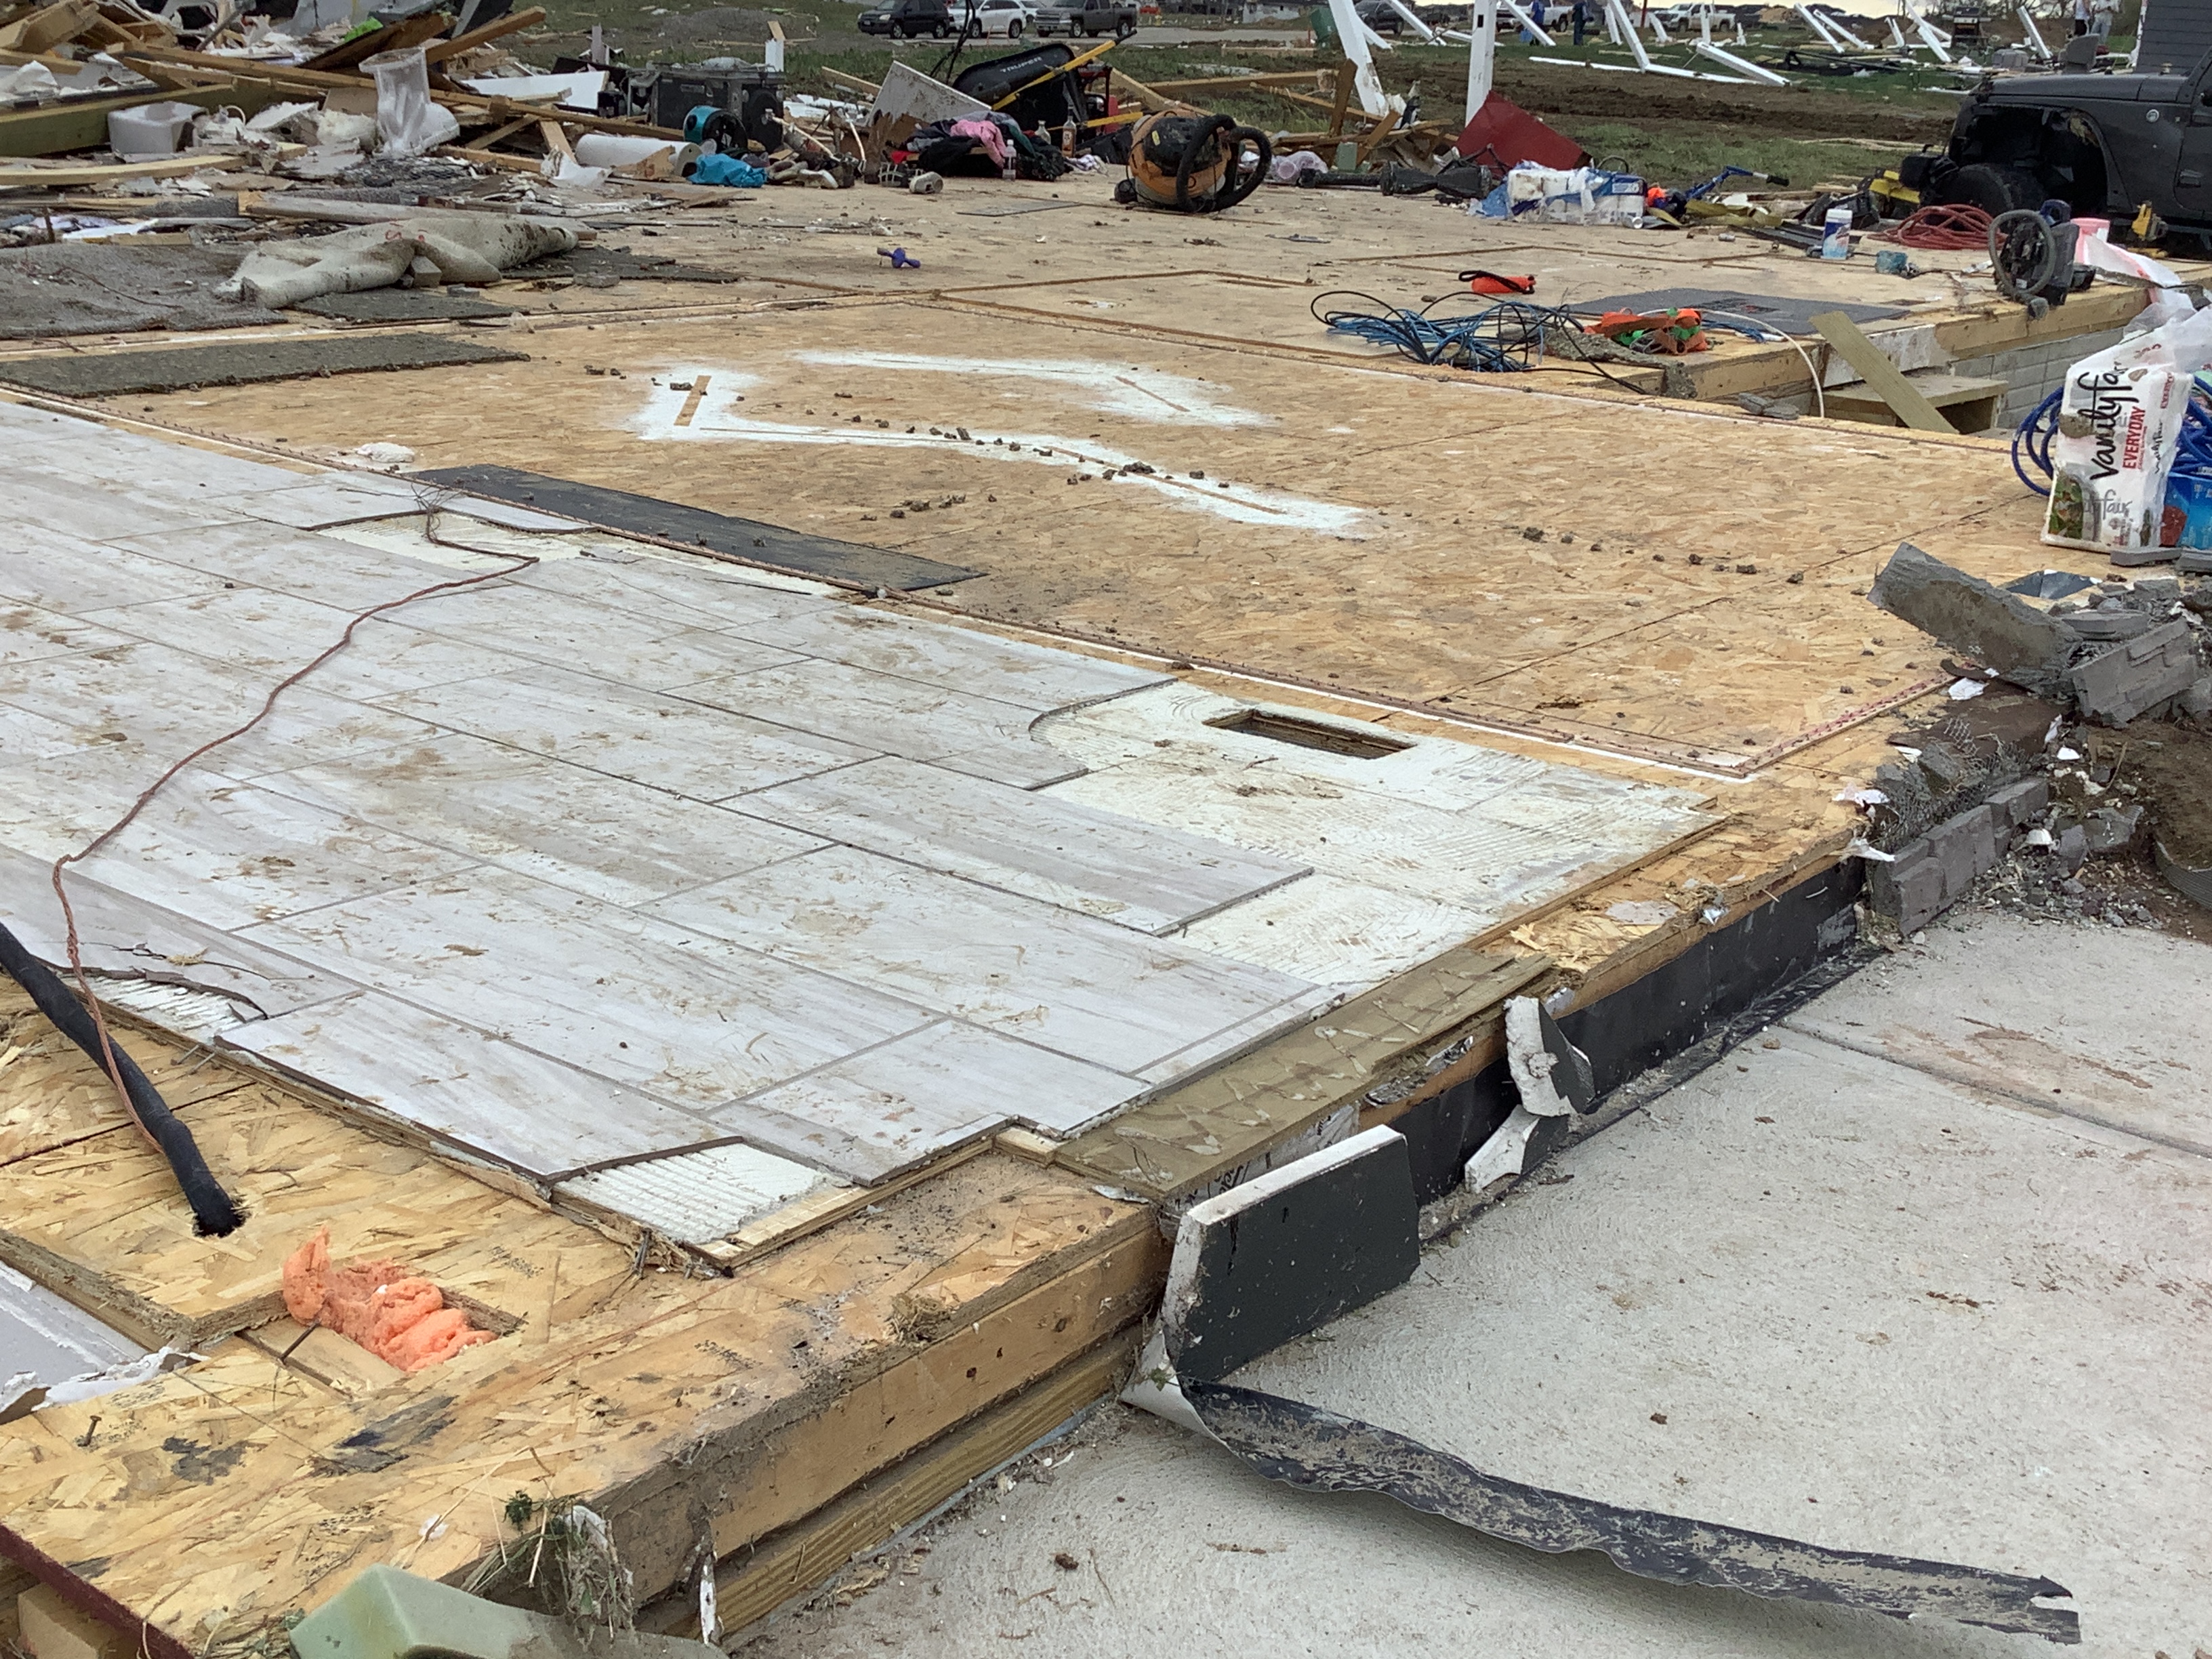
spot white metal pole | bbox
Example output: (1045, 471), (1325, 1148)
(1467, 0), (1496, 119)
(1500, 0), (1556, 44)
(1695, 37), (1788, 80)
(1795, 2), (1844, 47)
(1611, 0), (1655, 64)
(1385, 0), (1445, 40)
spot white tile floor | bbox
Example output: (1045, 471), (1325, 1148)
(0, 403), (1715, 1230)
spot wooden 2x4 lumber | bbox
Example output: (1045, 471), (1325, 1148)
(300, 7), (451, 74)
(0, 77), (262, 158)
(642, 1330), (1143, 1640)
(1809, 310), (1952, 434)
(0, 0), (96, 55)
(424, 3), (544, 62)
(117, 44), (683, 139)
(1146, 70), (1324, 91)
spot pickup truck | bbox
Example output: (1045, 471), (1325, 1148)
(1033, 0), (1136, 36)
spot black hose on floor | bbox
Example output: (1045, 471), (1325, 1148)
(0, 920), (242, 1236)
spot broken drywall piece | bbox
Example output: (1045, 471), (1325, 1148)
(1463, 995), (1593, 1191)
(1182, 1381), (2080, 1643)
(1868, 543), (2073, 697)
(1460, 1102), (1560, 1191)
(1504, 994), (1595, 1115)
(1127, 1109), (2081, 1644)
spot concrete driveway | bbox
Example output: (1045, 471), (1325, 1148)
(741, 909), (2212, 1657)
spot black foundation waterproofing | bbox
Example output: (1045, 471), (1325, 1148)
(1181, 1382), (2079, 1643)
(1155, 925), (2081, 1645)
(1395, 861), (1866, 1204)
(0, 920), (242, 1237)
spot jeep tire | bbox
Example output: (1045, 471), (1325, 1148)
(1946, 162), (2045, 217)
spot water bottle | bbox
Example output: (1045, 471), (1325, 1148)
(1821, 205), (1852, 260)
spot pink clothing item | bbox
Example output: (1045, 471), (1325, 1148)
(950, 117), (1008, 166)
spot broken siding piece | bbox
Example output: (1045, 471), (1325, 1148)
(1127, 1128), (2078, 1645)
(733, 757), (1309, 935)
(1187, 1385), (2078, 1641)
(217, 991), (726, 1180)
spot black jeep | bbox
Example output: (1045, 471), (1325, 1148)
(1927, 8), (2212, 228)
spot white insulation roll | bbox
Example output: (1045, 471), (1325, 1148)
(572, 133), (702, 176)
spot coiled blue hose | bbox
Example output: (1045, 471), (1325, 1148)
(2014, 375), (2212, 498)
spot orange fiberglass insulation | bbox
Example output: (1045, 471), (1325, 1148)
(281, 1225), (495, 1371)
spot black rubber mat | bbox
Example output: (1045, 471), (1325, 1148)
(0, 333), (527, 397)
(522, 246), (739, 284)
(411, 464), (981, 591)
(1562, 287), (1904, 337)
(295, 289), (518, 323)
(0, 245), (283, 339)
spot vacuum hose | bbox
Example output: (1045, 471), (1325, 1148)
(0, 920), (243, 1236)
(1174, 115), (1271, 213)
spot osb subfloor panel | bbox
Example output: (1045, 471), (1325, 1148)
(120, 296), (2096, 774)
(0, 981), (1157, 1653)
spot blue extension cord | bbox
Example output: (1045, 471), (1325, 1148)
(1311, 293), (1783, 375)
(2013, 379), (2212, 497)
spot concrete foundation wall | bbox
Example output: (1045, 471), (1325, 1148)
(1955, 325), (2130, 431)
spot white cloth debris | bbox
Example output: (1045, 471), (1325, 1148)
(220, 214), (577, 308)
(1947, 678), (1987, 700)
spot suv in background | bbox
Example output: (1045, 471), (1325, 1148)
(1034, 0), (1136, 35)
(964, 0), (1036, 35)
(859, 0), (956, 35)
(1928, 60), (2212, 228)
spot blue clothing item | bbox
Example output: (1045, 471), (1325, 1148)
(692, 152), (768, 187)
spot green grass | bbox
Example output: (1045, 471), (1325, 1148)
(516, 3), (1958, 184)
(1568, 120), (1905, 190)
